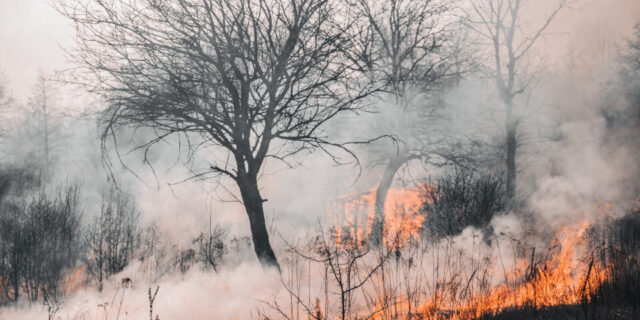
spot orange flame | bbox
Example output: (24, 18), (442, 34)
(327, 187), (617, 319)
(443, 220), (610, 318)
(326, 184), (426, 248)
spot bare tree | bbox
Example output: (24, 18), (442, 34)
(86, 191), (141, 291)
(270, 225), (397, 320)
(28, 71), (58, 179)
(602, 23), (640, 133)
(0, 165), (39, 302)
(0, 204), (24, 302)
(464, 0), (569, 199)
(599, 23), (640, 199)
(0, 184), (82, 303)
(59, 0), (374, 270)
(349, 0), (463, 242)
(0, 70), (65, 181)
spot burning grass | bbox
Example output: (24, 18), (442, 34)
(291, 189), (640, 320)
(2, 181), (639, 320)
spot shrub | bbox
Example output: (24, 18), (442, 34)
(0, 165), (40, 203)
(586, 206), (640, 311)
(0, 185), (82, 303)
(193, 222), (227, 272)
(421, 168), (505, 240)
(86, 191), (141, 291)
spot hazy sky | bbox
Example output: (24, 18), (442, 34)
(1, 0), (640, 98)
(0, 0), (72, 98)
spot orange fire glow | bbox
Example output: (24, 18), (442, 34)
(434, 220), (609, 319)
(327, 186), (616, 319)
(62, 265), (87, 294)
(326, 184), (426, 248)
(359, 219), (613, 320)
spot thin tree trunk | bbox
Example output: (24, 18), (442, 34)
(42, 85), (49, 175)
(371, 151), (408, 245)
(505, 101), (517, 200)
(237, 173), (281, 271)
(11, 265), (19, 302)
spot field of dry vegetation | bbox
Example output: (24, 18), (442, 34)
(0, 0), (639, 319)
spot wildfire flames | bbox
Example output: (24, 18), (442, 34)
(327, 187), (617, 319)
(326, 184), (426, 248)
(417, 221), (610, 319)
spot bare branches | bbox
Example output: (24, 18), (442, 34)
(0, 184), (83, 303)
(86, 190), (141, 291)
(465, 0), (569, 100)
(60, 0), (372, 181)
(345, 0), (467, 244)
(59, 0), (378, 268)
(274, 223), (399, 320)
(463, 0), (569, 199)
(352, 0), (455, 100)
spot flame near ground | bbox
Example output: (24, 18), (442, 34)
(0, 188), (636, 319)
(321, 188), (626, 320)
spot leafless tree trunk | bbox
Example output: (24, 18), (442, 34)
(27, 70), (63, 181)
(465, 0), (569, 200)
(351, 0), (461, 242)
(40, 77), (50, 174)
(371, 148), (418, 244)
(237, 168), (279, 267)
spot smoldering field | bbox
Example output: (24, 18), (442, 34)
(1, 0), (640, 319)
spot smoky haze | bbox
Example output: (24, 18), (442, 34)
(0, 0), (639, 319)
